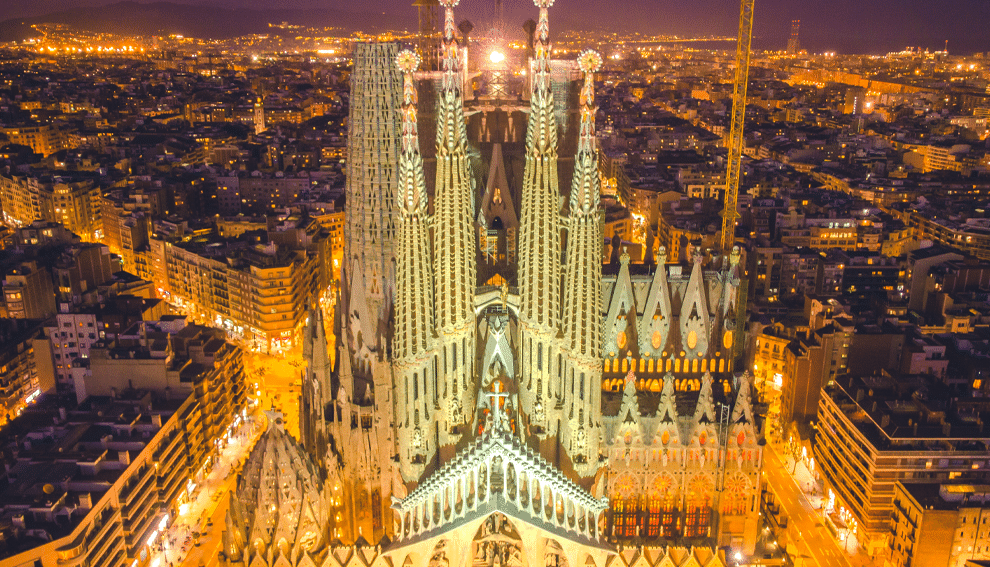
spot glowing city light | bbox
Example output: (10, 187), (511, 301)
(489, 50), (505, 64)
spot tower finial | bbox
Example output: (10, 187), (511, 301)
(574, 49), (602, 185)
(533, 0), (554, 43)
(395, 49), (426, 214)
(439, 0), (459, 42)
(396, 49), (420, 108)
(439, 0), (461, 95)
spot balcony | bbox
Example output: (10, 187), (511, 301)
(89, 537), (125, 567)
(85, 516), (123, 567)
(119, 465), (154, 506)
(56, 531), (87, 567)
(158, 443), (184, 473)
(85, 507), (121, 548)
(122, 482), (156, 526)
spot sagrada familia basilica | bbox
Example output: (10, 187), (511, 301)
(221, 1), (764, 566)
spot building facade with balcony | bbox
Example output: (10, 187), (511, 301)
(815, 373), (990, 559)
(0, 385), (228, 567)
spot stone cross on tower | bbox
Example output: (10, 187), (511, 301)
(485, 381), (510, 432)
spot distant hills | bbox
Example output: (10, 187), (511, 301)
(2, 0), (989, 55)
(0, 1), (415, 42)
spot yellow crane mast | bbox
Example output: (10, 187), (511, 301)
(721, 0), (755, 253)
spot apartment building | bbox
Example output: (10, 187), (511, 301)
(44, 297), (166, 394)
(0, 320), (48, 427)
(51, 180), (101, 241)
(150, 219), (329, 352)
(816, 373), (990, 558)
(52, 243), (117, 308)
(215, 172), (312, 215)
(0, 175), (101, 240)
(2, 262), (56, 320)
(889, 483), (990, 567)
(752, 323), (790, 407)
(77, 323), (247, 463)
(655, 197), (723, 263)
(0, 175), (48, 228)
(0, 386), (217, 567)
(904, 213), (990, 262)
(14, 221), (77, 247)
(101, 191), (156, 275)
(307, 206), (345, 281)
(0, 124), (74, 157)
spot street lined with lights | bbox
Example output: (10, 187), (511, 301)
(763, 447), (872, 567)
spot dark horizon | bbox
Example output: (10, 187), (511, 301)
(4, 0), (990, 55)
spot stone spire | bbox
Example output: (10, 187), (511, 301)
(393, 50), (440, 481)
(393, 50), (434, 362)
(432, 0), (477, 454)
(224, 415), (327, 567)
(341, 42), (401, 363)
(299, 302), (332, 468)
(518, 0), (561, 333)
(562, 49), (603, 357)
(694, 372), (718, 425)
(681, 250), (711, 358)
(516, 0), (562, 442)
(654, 372), (682, 446)
(560, 50), (605, 477)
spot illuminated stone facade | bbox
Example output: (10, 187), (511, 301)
(293, 0), (760, 562)
(224, 415), (328, 567)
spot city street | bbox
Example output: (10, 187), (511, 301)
(241, 303), (335, 441)
(762, 446), (873, 567)
(244, 351), (304, 439)
(143, 412), (264, 567)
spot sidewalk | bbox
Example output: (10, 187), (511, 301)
(146, 411), (265, 567)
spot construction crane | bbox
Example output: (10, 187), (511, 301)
(720, 0), (755, 253)
(413, 0), (441, 71)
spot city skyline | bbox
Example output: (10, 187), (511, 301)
(3, 0), (990, 54)
(1, 0), (990, 566)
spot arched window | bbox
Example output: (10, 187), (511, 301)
(612, 497), (639, 538)
(722, 473), (750, 515)
(684, 475), (712, 538)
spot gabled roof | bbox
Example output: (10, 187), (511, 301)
(391, 425), (609, 550)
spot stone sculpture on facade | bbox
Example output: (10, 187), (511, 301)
(275, 0), (762, 564)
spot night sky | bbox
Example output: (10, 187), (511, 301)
(8, 0), (990, 54)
